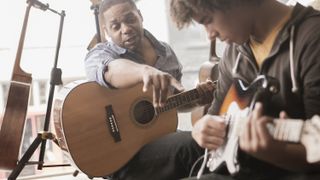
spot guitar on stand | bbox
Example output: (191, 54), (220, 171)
(1, 1), (68, 179)
(191, 40), (220, 125)
(0, 0), (34, 171)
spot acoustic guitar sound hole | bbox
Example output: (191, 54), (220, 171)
(133, 100), (155, 125)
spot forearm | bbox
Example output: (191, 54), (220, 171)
(257, 143), (320, 172)
(105, 59), (148, 88)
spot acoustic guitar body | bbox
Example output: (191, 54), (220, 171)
(53, 81), (178, 177)
(0, 77), (31, 170)
(0, 3), (33, 170)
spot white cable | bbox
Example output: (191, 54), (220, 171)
(196, 148), (208, 179)
(289, 26), (298, 93)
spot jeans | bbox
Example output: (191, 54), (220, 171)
(111, 131), (204, 180)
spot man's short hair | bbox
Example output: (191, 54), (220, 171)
(99, 0), (138, 25)
(170, 0), (262, 29)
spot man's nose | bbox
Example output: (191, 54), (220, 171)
(205, 26), (218, 41)
(121, 23), (133, 34)
(207, 31), (218, 41)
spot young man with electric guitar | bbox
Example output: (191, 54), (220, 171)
(170, 0), (320, 179)
(83, 0), (214, 179)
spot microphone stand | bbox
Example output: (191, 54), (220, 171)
(8, 1), (68, 179)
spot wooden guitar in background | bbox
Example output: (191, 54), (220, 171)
(53, 80), (216, 177)
(0, 3), (33, 170)
(87, 0), (103, 51)
(191, 40), (219, 125)
(206, 76), (320, 174)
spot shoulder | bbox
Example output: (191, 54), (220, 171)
(95, 41), (124, 54)
(293, 12), (320, 59)
(296, 16), (320, 41)
(85, 41), (122, 61)
(293, 6), (320, 43)
(159, 41), (175, 53)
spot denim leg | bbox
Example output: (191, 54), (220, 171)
(111, 131), (204, 180)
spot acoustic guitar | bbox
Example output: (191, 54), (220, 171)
(53, 80), (217, 177)
(206, 76), (320, 174)
(0, 3), (33, 170)
(191, 40), (219, 125)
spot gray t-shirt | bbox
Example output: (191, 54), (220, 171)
(84, 29), (183, 88)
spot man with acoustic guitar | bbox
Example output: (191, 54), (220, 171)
(170, 0), (320, 179)
(84, 0), (214, 179)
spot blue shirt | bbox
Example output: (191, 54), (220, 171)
(84, 30), (183, 88)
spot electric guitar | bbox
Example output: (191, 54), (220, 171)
(53, 80), (217, 177)
(206, 76), (320, 175)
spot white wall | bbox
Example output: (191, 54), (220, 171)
(0, 0), (172, 82)
(0, 0), (96, 81)
(137, 0), (169, 42)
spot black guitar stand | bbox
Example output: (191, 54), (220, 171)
(8, 0), (68, 179)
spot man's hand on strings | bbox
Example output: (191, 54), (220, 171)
(239, 103), (286, 160)
(142, 66), (184, 108)
(192, 115), (226, 150)
(196, 80), (216, 106)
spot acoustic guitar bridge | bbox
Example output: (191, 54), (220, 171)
(105, 105), (121, 142)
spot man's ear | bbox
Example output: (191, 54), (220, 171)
(104, 27), (113, 42)
(99, 14), (109, 42)
(102, 25), (109, 42)
(102, 25), (108, 35)
(137, 10), (143, 22)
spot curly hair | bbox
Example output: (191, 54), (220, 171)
(170, 0), (262, 29)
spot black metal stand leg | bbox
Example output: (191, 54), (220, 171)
(8, 134), (42, 180)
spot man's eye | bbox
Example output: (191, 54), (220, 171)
(111, 24), (120, 30)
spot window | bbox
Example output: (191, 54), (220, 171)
(39, 81), (48, 105)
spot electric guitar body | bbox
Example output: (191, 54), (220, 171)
(206, 75), (320, 174)
(207, 75), (280, 174)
